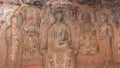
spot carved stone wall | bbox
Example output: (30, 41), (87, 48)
(0, 0), (120, 68)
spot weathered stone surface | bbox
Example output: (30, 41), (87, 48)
(0, 0), (120, 68)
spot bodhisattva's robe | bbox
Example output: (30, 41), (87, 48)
(0, 23), (8, 68)
(98, 23), (113, 68)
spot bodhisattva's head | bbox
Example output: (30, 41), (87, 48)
(55, 11), (64, 23)
(100, 13), (108, 24)
(82, 13), (91, 24)
(26, 8), (36, 23)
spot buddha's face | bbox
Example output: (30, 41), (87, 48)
(55, 12), (63, 22)
(26, 11), (36, 23)
(101, 14), (107, 23)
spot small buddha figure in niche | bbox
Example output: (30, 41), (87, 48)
(22, 7), (40, 56)
(46, 10), (75, 68)
(79, 9), (99, 55)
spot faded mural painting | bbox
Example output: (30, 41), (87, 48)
(0, 0), (120, 68)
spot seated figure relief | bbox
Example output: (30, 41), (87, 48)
(21, 7), (41, 56)
(45, 10), (75, 68)
(9, 1), (44, 68)
(79, 8), (99, 55)
(22, 22), (40, 56)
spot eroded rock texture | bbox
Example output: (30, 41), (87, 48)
(0, 0), (120, 68)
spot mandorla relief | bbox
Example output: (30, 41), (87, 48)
(0, 0), (120, 68)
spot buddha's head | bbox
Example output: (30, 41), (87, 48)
(55, 11), (64, 23)
(100, 13), (108, 24)
(26, 7), (37, 23)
